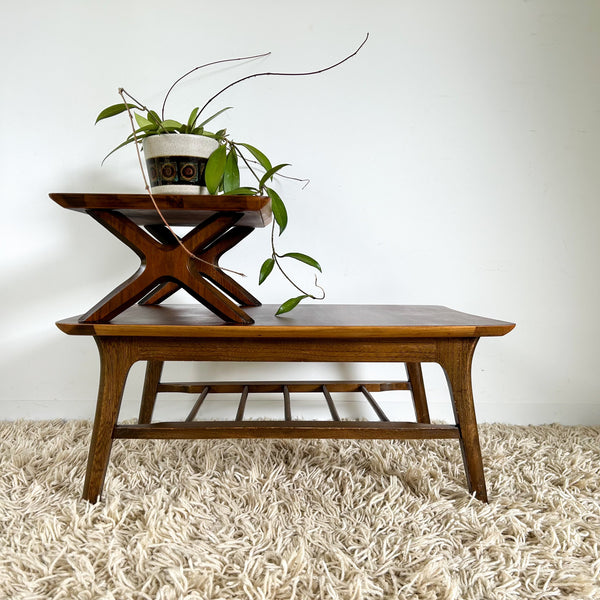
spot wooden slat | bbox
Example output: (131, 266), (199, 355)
(360, 385), (389, 422)
(157, 381), (411, 394)
(138, 360), (163, 424)
(322, 385), (340, 421)
(184, 386), (210, 422)
(406, 362), (430, 424)
(235, 386), (249, 421)
(114, 421), (460, 440)
(283, 385), (291, 421)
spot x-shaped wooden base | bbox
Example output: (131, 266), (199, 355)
(79, 210), (260, 324)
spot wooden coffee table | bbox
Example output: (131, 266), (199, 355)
(56, 304), (514, 504)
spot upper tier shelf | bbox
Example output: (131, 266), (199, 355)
(49, 193), (272, 228)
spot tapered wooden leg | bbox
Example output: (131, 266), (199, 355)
(79, 267), (164, 323)
(406, 362), (430, 423)
(83, 337), (135, 503)
(139, 281), (180, 306)
(437, 338), (488, 502)
(138, 360), (164, 424)
(178, 274), (255, 324)
(195, 226), (262, 307)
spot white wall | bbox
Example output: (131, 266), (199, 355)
(1, 0), (599, 424)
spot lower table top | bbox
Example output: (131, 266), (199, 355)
(56, 304), (515, 339)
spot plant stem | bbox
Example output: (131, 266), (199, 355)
(161, 53), (271, 120)
(244, 155), (310, 188)
(197, 33), (369, 117)
(118, 88), (147, 111)
(233, 142), (323, 301)
(269, 219), (325, 300)
(232, 142), (261, 183)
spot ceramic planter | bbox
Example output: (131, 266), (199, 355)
(143, 134), (219, 194)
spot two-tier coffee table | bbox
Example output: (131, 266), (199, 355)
(53, 193), (514, 504)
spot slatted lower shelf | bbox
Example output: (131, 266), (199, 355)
(161, 380), (414, 423)
(125, 379), (453, 441)
(114, 421), (459, 440)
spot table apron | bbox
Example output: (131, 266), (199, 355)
(97, 335), (444, 363)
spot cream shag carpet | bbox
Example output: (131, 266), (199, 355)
(1, 421), (599, 600)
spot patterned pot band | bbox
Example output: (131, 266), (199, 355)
(146, 155), (209, 187)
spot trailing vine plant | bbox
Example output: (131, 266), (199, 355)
(96, 34), (368, 314)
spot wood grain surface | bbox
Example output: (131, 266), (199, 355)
(57, 304), (515, 338)
(49, 193), (272, 228)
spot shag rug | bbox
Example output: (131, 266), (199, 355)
(1, 421), (599, 599)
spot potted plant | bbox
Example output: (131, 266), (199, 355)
(95, 35), (367, 314)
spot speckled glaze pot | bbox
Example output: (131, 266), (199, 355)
(143, 134), (219, 194)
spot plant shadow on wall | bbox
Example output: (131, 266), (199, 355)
(96, 34), (369, 315)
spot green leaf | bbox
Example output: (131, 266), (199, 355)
(134, 113), (152, 128)
(161, 119), (182, 129)
(197, 107), (232, 128)
(146, 110), (160, 122)
(100, 125), (158, 164)
(281, 252), (322, 272)
(205, 144), (227, 194)
(223, 149), (240, 193)
(265, 187), (288, 235)
(201, 129), (226, 140)
(237, 143), (272, 172)
(136, 124), (160, 136)
(225, 187), (259, 195)
(259, 163), (290, 189)
(276, 295), (309, 315)
(187, 106), (200, 129)
(259, 258), (275, 284)
(100, 137), (138, 165)
(95, 103), (139, 124)
(146, 110), (163, 127)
